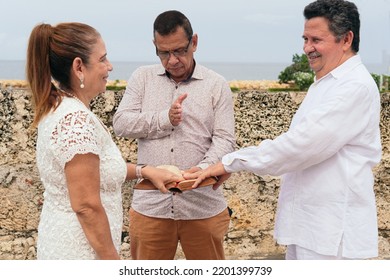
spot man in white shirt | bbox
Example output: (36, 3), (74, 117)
(188, 0), (382, 260)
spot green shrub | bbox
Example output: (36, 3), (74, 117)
(371, 74), (390, 92)
(382, 75), (390, 92)
(106, 85), (126, 91)
(268, 87), (300, 92)
(230, 86), (240, 92)
(371, 73), (380, 89)
(293, 71), (315, 90)
(278, 54), (313, 84)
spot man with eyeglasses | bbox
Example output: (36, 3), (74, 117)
(113, 10), (236, 260)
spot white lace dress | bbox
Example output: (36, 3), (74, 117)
(36, 97), (127, 259)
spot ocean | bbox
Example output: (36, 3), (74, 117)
(0, 60), (388, 81)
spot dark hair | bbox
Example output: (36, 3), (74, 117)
(153, 10), (193, 40)
(26, 22), (100, 126)
(304, 0), (360, 52)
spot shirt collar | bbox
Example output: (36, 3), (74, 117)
(314, 54), (362, 83)
(156, 60), (202, 82)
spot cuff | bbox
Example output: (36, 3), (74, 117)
(159, 109), (174, 131)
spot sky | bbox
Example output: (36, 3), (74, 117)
(1, 0), (389, 66)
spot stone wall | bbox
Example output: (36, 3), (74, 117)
(0, 88), (389, 260)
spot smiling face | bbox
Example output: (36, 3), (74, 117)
(82, 36), (113, 96)
(154, 27), (197, 83)
(303, 17), (354, 80)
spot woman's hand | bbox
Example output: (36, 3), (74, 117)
(183, 162), (231, 190)
(142, 165), (183, 193)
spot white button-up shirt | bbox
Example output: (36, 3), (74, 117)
(222, 55), (382, 258)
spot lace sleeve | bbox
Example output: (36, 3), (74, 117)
(50, 110), (100, 168)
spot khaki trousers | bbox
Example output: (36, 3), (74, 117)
(129, 208), (230, 260)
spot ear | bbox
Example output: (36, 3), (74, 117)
(342, 31), (353, 51)
(191, 33), (198, 52)
(72, 57), (84, 80)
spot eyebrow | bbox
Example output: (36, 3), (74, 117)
(158, 41), (190, 52)
(159, 46), (180, 52)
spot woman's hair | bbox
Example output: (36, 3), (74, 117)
(26, 22), (100, 126)
(153, 10), (193, 41)
(303, 0), (360, 53)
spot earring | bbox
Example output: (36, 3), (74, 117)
(80, 77), (85, 89)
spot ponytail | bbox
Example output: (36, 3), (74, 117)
(26, 22), (99, 127)
(26, 23), (59, 127)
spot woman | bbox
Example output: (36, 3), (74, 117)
(26, 22), (182, 260)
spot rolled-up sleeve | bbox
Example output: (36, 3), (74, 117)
(113, 67), (173, 140)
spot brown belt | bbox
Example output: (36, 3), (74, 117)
(134, 177), (219, 193)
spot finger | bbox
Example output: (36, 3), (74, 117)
(175, 93), (188, 105)
(182, 167), (201, 178)
(173, 175), (184, 183)
(165, 181), (177, 189)
(169, 112), (182, 126)
(182, 170), (201, 180)
(172, 111), (182, 118)
(191, 175), (206, 189)
(156, 184), (169, 194)
(188, 166), (201, 173)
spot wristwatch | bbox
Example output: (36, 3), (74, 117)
(135, 164), (147, 179)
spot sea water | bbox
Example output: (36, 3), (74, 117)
(0, 60), (387, 81)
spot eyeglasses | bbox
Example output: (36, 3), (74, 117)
(156, 39), (192, 60)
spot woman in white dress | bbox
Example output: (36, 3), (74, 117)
(26, 22), (182, 260)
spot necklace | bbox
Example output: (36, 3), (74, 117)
(57, 87), (110, 135)
(58, 88), (90, 109)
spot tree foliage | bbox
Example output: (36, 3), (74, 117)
(278, 54), (313, 86)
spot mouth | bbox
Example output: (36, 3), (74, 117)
(307, 52), (321, 61)
(168, 66), (182, 72)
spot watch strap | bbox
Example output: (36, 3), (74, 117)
(136, 164), (147, 179)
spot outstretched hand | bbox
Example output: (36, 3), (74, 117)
(183, 162), (231, 190)
(169, 93), (188, 126)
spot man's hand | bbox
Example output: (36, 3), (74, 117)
(181, 166), (201, 177)
(183, 162), (231, 190)
(169, 93), (188, 126)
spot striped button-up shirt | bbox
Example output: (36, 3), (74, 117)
(113, 62), (236, 219)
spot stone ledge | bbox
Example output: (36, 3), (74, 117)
(1, 89), (389, 259)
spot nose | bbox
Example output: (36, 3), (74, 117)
(303, 41), (315, 54)
(106, 59), (113, 71)
(167, 52), (180, 64)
